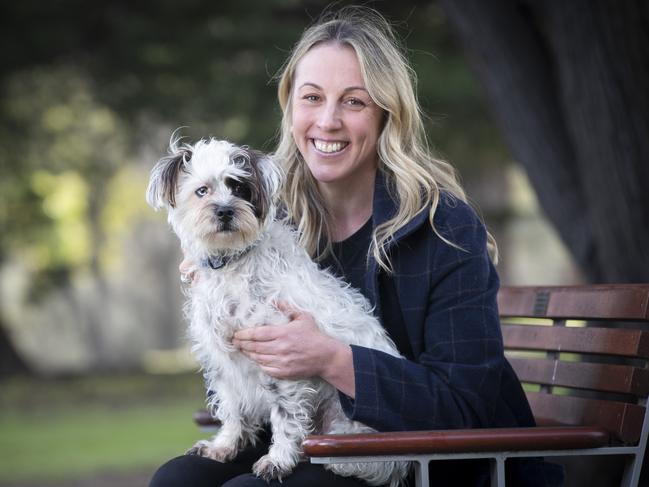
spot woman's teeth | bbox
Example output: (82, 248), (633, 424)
(313, 139), (347, 153)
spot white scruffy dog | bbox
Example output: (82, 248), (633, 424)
(146, 137), (409, 486)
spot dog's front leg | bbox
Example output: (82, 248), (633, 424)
(252, 399), (308, 481)
(187, 402), (246, 462)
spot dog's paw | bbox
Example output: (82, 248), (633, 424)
(186, 440), (237, 462)
(252, 454), (295, 482)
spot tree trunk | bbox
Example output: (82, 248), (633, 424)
(437, 1), (649, 484)
(438, 0), (649, 283)
(0, 321), (30, 377)
(537, 0), (649, 283)
(85, 185), (111, 370)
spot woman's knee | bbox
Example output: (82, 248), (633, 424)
(149, 456), (196, 487)
(222, 473), (269, 487)
(221, 463), (369, 487)
(148, 454), (244, 487)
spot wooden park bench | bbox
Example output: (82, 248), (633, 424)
(195, 284), (649, 487)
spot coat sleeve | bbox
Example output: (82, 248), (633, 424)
(338, 199), (505, 432)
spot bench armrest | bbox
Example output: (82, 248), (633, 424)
(302, 426), (610, 457)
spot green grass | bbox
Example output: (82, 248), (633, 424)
(0, 373), (208, 482)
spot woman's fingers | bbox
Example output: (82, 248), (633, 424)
(179, 258), (197, 284)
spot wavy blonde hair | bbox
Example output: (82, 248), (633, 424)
(275, 6), (497, 271)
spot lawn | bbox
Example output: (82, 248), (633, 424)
(0, 373), (207, 483)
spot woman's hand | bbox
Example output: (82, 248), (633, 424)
(232, 303), (356, 397)
(179, 258), (198, 285)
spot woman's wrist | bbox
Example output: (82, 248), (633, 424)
(320, 339), (356, 398)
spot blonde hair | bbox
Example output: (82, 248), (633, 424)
(275, 6), (497, 271)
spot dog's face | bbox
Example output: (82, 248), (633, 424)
(147, 138), (283, 256)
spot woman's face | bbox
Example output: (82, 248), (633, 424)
(291, 43), (384, 193)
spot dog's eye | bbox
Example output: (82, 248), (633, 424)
(233, 155), (246, 165)
(195, 186), (209, 197)
(232, 182), (246, 196)
(227, 179), (251, 200)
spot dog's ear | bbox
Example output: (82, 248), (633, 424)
(250, 150), (283, 200)
(245, 149), (284, 220)
(146, 146), (192, 210)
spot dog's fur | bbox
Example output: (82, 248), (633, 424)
(147, 137), (409, 485)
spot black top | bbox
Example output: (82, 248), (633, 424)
(320, 218), (373, 296)
(320, 218), (414, 360)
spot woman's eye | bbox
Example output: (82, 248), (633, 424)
(303, 94), (320, 102)
(345, 98), (365, 107)
(195, 186), (209, 197)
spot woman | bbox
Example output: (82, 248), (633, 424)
(150, 6), (563, 487)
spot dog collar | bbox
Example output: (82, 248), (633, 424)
(202, 254), (228, 270)
(201, 245), (254, 270)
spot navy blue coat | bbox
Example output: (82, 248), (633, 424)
(337, 171), (564, 486)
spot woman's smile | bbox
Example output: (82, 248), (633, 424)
(311, 138), (349, 154)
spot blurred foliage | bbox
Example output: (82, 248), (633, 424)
(1, 65), (133, 298)
(0, 0), (507, 296)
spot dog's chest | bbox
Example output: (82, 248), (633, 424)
(187, 267), (288, 398)
(189, 267), (285, 341)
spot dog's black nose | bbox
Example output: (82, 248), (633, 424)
(215, 206), (235, 223)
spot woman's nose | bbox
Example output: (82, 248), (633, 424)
(316, 102), (342, 131)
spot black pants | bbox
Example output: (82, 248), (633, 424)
(148, 435), (369, 487)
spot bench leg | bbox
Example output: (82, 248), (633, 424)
(414, 458), (430, 487)
(620, 454), (642, 487)
(490, 455), (506, 487)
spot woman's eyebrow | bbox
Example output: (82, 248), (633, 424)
(297, 82), (369, 94)
(297, 82), (322, 90)
(343, 86), (370, 94)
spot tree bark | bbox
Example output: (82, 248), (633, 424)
(438, 1), (649, 483)
(0, 321), (30, 377)
(537, 0), (649, 283)
(438, 0), (649, 283)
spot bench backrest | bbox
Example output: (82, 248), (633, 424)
(498, 284), (649, 445)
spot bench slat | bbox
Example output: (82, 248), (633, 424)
(526, 392), (645, 444)
(509, 357), (649, 396)
(302, 426), (609, 457)
(502, 324), (649, 359)
(498, 285), (649, 320)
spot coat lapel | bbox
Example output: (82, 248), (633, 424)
(365, 170), (429, 308)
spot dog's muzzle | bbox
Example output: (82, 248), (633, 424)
(214, 205), (235, 223)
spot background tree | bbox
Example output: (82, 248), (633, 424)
(438, 0), (649, 283)
(438, 2), (649, 482)
(1, 0), (504, 374)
